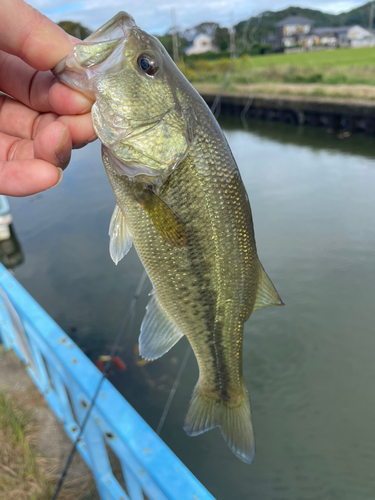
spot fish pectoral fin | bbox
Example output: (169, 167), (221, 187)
(109, 204), (133, 265)
(139, 290), (184, 360)
(137, 188), (189, 246)
(253, 263), (284, 313)
(184, 382), (255, 464)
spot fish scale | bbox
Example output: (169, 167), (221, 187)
(53, 11), (283, 463)
(104, 106), (256, 405)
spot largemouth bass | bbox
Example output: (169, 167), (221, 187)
(54, 12), (283, 464)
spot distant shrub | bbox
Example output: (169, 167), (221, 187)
(184, 69), (197, 81)
(284, 73), (323, 83)
(245, 45), (273, 56)
(324, 74), (349, 84)
(184, 51), (229, 61)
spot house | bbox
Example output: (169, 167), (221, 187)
(185, 34), (218, 55)
(346, 25), (375, 47)
(313, 25), (375, 48)
(270, 16), (314, 50)
(268, 16), (375, 51)
(312, 27), (340, 47)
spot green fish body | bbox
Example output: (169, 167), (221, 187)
(54, 12), (283, 464)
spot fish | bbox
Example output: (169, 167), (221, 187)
(53, 12), (283, 464)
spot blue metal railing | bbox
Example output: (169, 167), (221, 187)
(0, 263), (215, 500)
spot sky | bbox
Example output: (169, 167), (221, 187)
(28, 0), (370, 35)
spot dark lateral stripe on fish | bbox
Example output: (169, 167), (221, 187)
(206, 319), (231, 402)
(184, 223), (231, 402)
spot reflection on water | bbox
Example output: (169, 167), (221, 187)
(6, 119), (375, 500)
(0, 225), (24, 269)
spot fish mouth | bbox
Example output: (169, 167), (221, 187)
(83, 11), (135, 44)
(52, 12), (136, 97)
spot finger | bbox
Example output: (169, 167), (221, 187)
(0, 95), (60, 141)
(0, 94), (38, 139)
(0, 52), (93, 114)
(0, 122), (71, 170)
(48, 80), (94, 116)
(0, 95), (95, 150)
(34, 122), (72, 170)
(58, 114), (96, 147)
(0, 131), (34, 161)
(0, 159), (61, 196)
(0, 0), (75, 71)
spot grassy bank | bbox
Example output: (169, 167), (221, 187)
(0, 393), (55, 500)
(0, 392), (93, 500)
(183, 46), (375, 86)
(193, 82), (375, 101)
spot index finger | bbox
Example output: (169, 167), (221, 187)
(0, 0), (75, 71)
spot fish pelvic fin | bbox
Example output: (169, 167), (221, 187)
(253, 263), (284, 313)
(109, 204), (132, 265)
(139, 290), (184, 360)
(183, 383), (255, 464)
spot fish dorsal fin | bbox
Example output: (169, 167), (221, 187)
(109, 204), (132, 265)
(253, 264), (284, 312)
(139, 290), (184, 360)
(137, 188), (189, 247)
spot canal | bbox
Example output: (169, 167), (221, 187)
(4, 117), (375, 500)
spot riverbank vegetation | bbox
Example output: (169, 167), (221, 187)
(0, 392), (93, 500)
(0, 392), (55, 499)
(181, 46), (375, 87)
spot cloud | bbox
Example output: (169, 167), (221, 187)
(27, 0), (370, 34)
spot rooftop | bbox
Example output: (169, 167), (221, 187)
(313, 26), (354, 35)
(275, 16), (314, 27)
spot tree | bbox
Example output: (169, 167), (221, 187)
(214, 27), (230, 52)
(183, 22), (219, 42)
(156, 33), (189, 59)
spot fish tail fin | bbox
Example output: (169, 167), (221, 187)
(183, 382), (255, 464)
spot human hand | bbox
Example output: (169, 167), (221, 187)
(0, 0), (96, 196)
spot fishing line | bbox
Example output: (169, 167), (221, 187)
(211, 13), (260, 117)
(156, 345), (191, 435)
(240, 13), (263, 128)
(51, 269), (148, 500)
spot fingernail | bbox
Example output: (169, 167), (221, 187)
(50, 168), (63, 189)
(55, 126), (71, 165)
(87, 134), (97, 143)
(81, 101), (95, 114)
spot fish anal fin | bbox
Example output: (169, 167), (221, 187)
(139, 291), (184, 360)
(184, 383), (255, 464)
(253, 264), (284, 313)
(137, 188), (189, 247)
(109, 204), (132, 265)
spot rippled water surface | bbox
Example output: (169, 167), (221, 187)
(5, 119), (375, 500)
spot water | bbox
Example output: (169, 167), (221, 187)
(4, 119), (375, 500)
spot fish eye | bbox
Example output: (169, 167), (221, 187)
(137, 53), (158, 75)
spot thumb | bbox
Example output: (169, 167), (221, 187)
(0, 0), (75, 71)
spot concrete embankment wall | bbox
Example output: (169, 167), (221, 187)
(200, 92), (375, 134)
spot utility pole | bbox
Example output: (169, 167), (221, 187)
(171, 9), (179, 64)
(369, 1), (375, 31)
(230, 11), (235, 60)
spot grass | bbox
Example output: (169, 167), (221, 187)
(244, 46), (375, 68)
(0, 392), (94, 500)
(193, 81), (375, 101)
(0, 392), (54, 500)
(182, 46), (375, 88)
